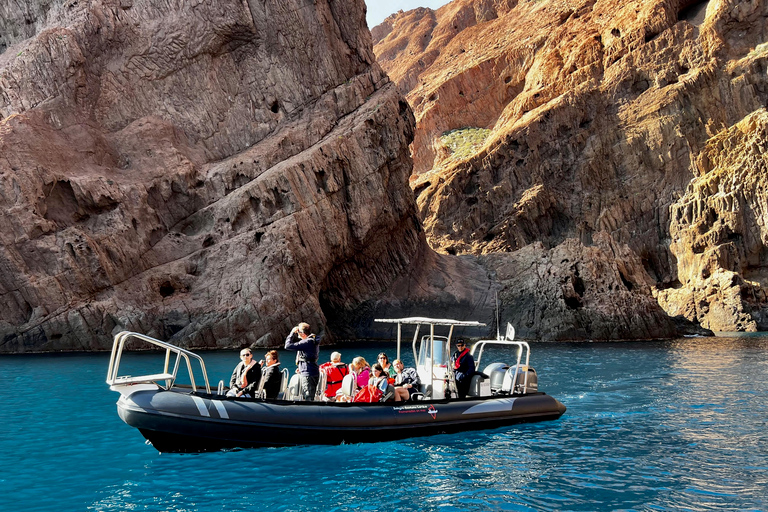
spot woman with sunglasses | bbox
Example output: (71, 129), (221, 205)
(227, 349), (261, 398)
(377, 352), (397, 379)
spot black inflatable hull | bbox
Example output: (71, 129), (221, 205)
(116, 388), (566, 452)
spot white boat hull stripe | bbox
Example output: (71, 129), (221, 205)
(213, 400), (229, 419)
(191, 396), (210, 417)
(462, 397), (516, 415)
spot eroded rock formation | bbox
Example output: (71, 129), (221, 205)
(374, 0), (768, 335)
(658, 109), (768, 331)
(0, 0), (485, 352)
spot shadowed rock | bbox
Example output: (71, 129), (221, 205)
(0, 0), (466, 352)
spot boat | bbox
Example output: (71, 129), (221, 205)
(106, 317), (566, 452)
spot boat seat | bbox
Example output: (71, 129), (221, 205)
(280, 368), (289, 391)
(275, 368), (289, 400)
(467, 373), (489, 397)
(376, 379), (394, 402)
(285, 374), (301, 401)
(314, 371), (328, 401)
(254, 374), (266, 399)
(336, 372), (357, 400)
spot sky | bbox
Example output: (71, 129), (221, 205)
(364, 0), (452, 28)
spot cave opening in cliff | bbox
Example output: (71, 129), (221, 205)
(159, 282), (175, 297)
(678, 0), (708, 25)
(619, 271), (634, 292)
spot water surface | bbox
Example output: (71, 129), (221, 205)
(1, 337), (767, 511)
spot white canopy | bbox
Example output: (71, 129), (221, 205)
(374, 317), (486, 361)
(374, 317), (486, 327)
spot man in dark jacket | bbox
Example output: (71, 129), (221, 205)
(227, 349), (261, 397)
(284, 322), (320, 400)
(451, 339), (475, 399)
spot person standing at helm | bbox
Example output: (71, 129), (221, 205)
(451, 339), (475, 399)
(284, 322), (320, 400)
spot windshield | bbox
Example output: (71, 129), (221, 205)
(417, 335), (449, 368)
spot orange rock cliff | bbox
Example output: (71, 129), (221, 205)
(374, 0), (768, 336)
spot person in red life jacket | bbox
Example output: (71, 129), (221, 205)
(319, 351), (348, 400)
(451, 339), (475, 399)
(259, 350), (282, 399)
(227, 349), (261, 398)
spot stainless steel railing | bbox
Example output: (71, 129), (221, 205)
(106, 331), (211, 394)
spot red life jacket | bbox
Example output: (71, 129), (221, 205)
(454, 348), (470, 370)
(353, 384), (383, 403)
(320, 362), (349, 398)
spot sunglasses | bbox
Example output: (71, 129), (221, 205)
(241, 353), (251, 357)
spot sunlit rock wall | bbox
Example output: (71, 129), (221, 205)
(375, 0), (768, 334)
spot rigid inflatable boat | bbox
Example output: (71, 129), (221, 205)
(106, 318), (566, 452)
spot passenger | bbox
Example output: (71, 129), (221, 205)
(393, 359), (421, 401)
(451, 339), (475, 399)
(284, 322), (320, 401)
(259, 350), (282, 400)
(319, 351), (349, 400)
(349, 356), (371, 390)
(377, 352), (397, 379)
(227, 349), (261, 398)
(370, 363), (398, 401)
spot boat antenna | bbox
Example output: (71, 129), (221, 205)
(495, 290), (500, 340)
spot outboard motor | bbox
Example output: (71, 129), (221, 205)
(501, 365), (538, 394)
(482, 362), (509, 394)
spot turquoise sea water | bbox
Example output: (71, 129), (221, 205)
(2, 337), (768, 511)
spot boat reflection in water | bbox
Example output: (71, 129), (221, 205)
(106, 318), (566, 452)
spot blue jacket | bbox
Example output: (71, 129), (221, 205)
(284, 332), (320, 377)
(452, 349), (475, 384)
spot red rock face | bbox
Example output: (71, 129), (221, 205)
(375, 0), (768, 336)
(0, 0), (433, 351)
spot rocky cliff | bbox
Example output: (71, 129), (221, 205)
(374, 0), (768, 335)
(0, 0), (499, 352)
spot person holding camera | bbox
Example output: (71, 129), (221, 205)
(284, 322), (320, 400)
